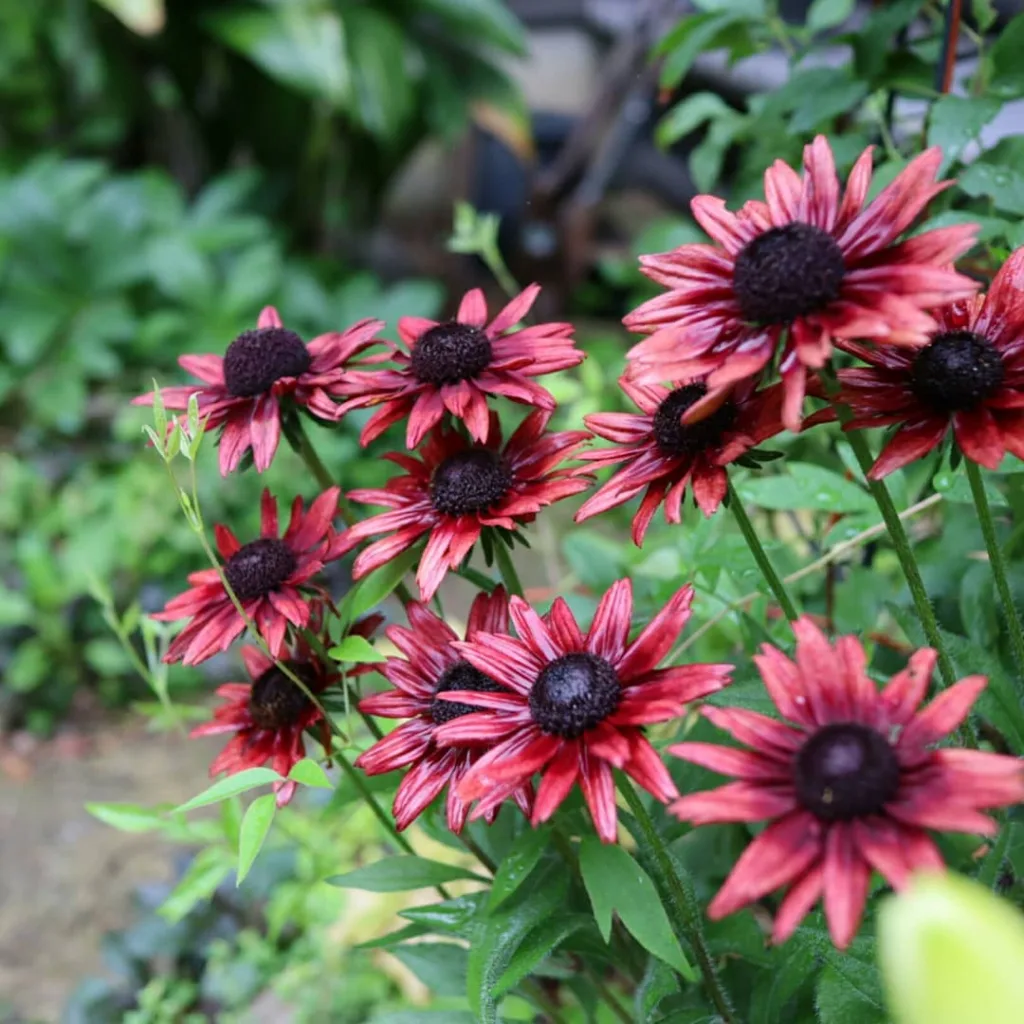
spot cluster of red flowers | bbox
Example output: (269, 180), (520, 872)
(145, 131), (1024, 950)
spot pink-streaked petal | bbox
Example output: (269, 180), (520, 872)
(822, 824), (872, 950)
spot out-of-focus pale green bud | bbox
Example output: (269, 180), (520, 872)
(878, 871), (1024, 1024)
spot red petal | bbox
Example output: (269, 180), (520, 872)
(708, 812), (822, 918)
(616, 584), (694, 679)
(772, 865), (824, 945)
(822, 824), (871, 950)
(898, 675), (987, 750)
(586, 579), (632, 664)
(532, 743), (580, 824)
(579, 753), (618, 843)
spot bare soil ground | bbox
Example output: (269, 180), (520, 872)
(0, 724), (218, 1023)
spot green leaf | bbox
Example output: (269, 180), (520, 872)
(171, 767), (282, 814)
(738, 463), (874, 513)
(927, 96), (1001, 172)
(288, 758), (333, 789)
(205, 6), (350, 106)
(236, 793), (276, 886)
(789, 77), (868, 133)
(807, 0), (854, 32)
(466, 862), (570, 1023)
(400, 893), (487, 935)
(345, 8), (413, 139)
(341, 543), (421, 623)
(816, 963), (886, 1024)
(658, 13), (746, 90)
(579, 838), (693, 978)
(971, 0), (998, 33)
(989, 13), (1024, 97)
(417, 0), (527, 56)
(390, 943), (468, 998)
(488, 826), (551, 909)
(959, 163), (1024, 216)
(159, 847), (232, 923)
(327, 855), (487, 892)
(329, 634), (386, 665)
(493, 915), (588, 995)
(656, 92), (733, 149)
(0, 586), (32, 626)
(86, 802), (167, 833)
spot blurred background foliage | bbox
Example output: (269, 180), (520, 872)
(5, 0), (1024, 1021)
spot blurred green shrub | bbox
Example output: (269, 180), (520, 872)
(0, 0), (527, 239)
(0, 156), (444, 734)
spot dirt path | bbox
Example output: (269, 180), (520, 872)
(0, 725), (218, 1022)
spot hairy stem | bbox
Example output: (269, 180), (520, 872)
(965, 460), (1024, 686)
(619, 779), (737, 1022)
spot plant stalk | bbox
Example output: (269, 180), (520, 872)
(820, 364), (958, 688)
(495, 538), (525, 599)
(965, 460), (1024, 684)
(619, 779), (737, 1023)
(726, 478), (800, 621)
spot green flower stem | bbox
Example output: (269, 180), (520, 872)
(843, 430), (957, 689)
(727, 478), (800, 621)
(331, 747), (456, 900)
(819, 364), (957, 689)
(495, 539), (525, 599)
(619, 778), (737, 1024)
(965, 459), (1024, 684)
(456, 833), (497, 874)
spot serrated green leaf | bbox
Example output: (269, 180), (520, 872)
(816, 963), (886, 1024)
(236, 793), (276, 885)
(579, 838), (693, 978)
(171, 767), (282, 814)
(390, 942), (468, 998)
(86, 802), (167, 833)
(493, 915), (588, 995)
(466, 861), (569, 1022)
(329, 634), (386, 664)
(488, 826), (550, 909)
(288, 757), (334, 789)
(327, 855), (487, 892)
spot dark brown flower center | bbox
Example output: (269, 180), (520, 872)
(911, 330), (1004, 412)
(652, 383), (737, 457)
(794, 722), (900, 822)
(411, 322), (493, 385)
(430, 449), (511, 517)
(223, 327), (311, 397)
(529, 653), (621, 738)
(733, 222), (845, 325)
(224, 538), (297, 601)
(430, 660), (505, 725)
(248, 661), (317, 730)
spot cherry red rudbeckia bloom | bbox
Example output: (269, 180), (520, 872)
(335, 284), (583, 449)
(575, 377), (784, 544)
(355, 588), (533, 832)
(818, 247), (1024, 478)
(191, 615), (380, 807)
(431, 579), (733, 843)
(133, 306), (386, 475)
(155, 488), (345, 665)
(668, 617), (1024, 950)
(623, 136), (979, 432)
(338, 410), (591, 602)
